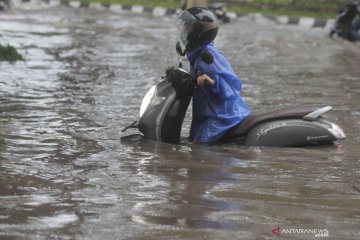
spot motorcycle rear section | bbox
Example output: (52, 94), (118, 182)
(226, 106), (346, 147)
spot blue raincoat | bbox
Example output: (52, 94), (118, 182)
(187, 42), (251, 143)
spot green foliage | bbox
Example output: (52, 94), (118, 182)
(85, 0), (179, 8)
(0, 44), (25, 62)
(80, 0), (346, 18)
(224, 0), (345, 18)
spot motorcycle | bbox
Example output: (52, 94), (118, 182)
(208, 2), (230, 23)
(181, 1), (230, 23)
(330, 1), (360, 42)
(0, 0), (10, 11)
(122, 44), (346, 147)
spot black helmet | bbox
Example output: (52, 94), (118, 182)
(176, 7), (219, 53)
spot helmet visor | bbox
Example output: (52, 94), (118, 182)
(176, 9), (219, 34)
(176, 10), (197, 34)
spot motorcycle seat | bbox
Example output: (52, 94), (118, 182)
(225, 106), (319, 137)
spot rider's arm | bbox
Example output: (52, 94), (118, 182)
(197, 73), (216, 87)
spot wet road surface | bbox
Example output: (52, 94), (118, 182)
(0, 4), (360, 240)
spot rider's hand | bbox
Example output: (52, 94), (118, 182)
(197, 74), (215, 87)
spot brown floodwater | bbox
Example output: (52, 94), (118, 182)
(0, 4), (359, 240)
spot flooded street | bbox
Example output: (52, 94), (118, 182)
(1, 4), (360, 240)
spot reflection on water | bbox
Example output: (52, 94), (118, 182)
(0, 5), (360, 240)
(122, 136), (248, 231)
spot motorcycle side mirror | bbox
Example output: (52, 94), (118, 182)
(176, 41), (184, 68)
(200, 49), (214, 64)
(176, 42), (183, 56)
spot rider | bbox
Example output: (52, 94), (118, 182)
(330, 1), (360, 42)
(176, 7), (251, 143)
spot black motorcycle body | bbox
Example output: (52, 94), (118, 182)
(124, 67), (345, 147)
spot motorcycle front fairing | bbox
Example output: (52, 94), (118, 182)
(138, 68), (194, 144)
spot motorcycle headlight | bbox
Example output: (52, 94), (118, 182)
(139, 86), (156, 118)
